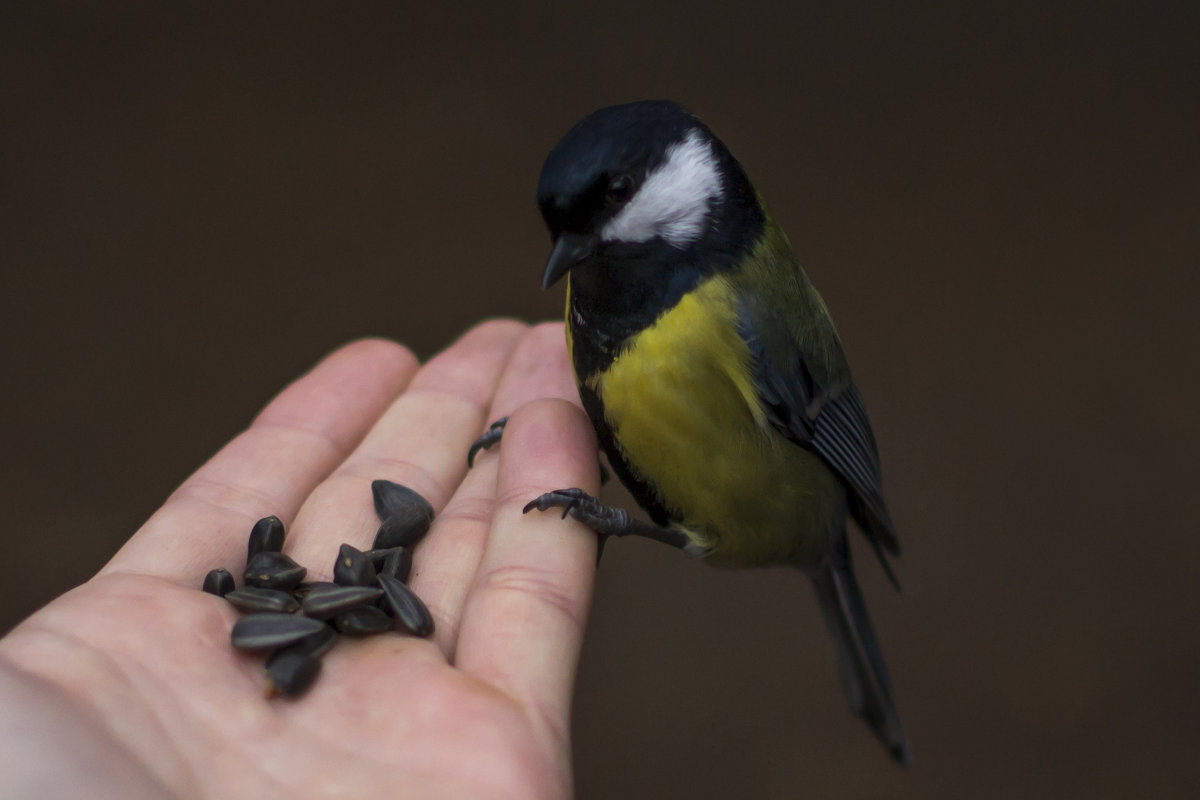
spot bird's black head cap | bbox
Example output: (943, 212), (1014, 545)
(537, 100), (701, 238)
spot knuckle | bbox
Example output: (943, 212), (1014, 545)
(436, 495), (496, 529)
(474, 563), (585, 635)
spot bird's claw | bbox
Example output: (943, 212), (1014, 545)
(467, 417), (509, 468)
(522, 488), (592, 518)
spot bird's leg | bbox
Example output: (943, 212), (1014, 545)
(467, 419), (610, 483)
(523, 488), (705, 556)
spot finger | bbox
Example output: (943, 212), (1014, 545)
(102, 339), (419, 583)
(410, 322), (579, 657)
(453, 398), (600, 749)
(283, 319), (528, 577)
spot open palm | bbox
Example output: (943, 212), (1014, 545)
(0, 322), (599, 800)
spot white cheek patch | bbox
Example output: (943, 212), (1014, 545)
(600, 128), (722, 248)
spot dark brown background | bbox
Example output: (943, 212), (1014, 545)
(2, 2), (1197, 797)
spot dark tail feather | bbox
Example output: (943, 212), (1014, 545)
(811, 541), (910, 765)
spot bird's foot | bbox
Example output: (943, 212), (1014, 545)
(523, 488), (694, 551)
(523, 488), (626, 531)
(467, 417), (509, 468)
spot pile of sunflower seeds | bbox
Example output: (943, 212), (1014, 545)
(202, 480), (436, 696)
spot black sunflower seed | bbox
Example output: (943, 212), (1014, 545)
(243, 551), (307, 591)
(363, 547), (406, 573)
(265, 647), (321, 697)
(377, 574), (434, 637)
(363, 549), (392, 568)
(291, 623), (338, 658)
(380, 547), (413, 583)
(247, 515), (286, 560)
(292, 581), (337, 601)
(231, 613), (327, 652)
(301, 584), (383, 619)
(225, 587), (299, 614)
(202, 568), (235, 597)
(333, 605), (393, 636)
(371, 480), (434, 523)
(332, 544), (376, 587)
(371, 507), (432, 550)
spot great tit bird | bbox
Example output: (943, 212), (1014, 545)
(474, 100), (908, 764)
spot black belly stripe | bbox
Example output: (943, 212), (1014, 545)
(576, 379), (674, 527)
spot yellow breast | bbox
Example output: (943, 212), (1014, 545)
(586, 275), (840, 567)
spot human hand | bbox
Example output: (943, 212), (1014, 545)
(0, 321), (599, 799)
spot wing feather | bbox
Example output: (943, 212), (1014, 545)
(737, 305), (901, 581)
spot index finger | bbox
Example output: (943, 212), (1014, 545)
(453, 399), (600, 749)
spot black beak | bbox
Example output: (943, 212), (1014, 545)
(541, 233), (597, 289)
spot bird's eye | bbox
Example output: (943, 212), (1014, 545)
(607, 174), (635, 204)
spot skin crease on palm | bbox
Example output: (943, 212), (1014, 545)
(0, 321), (602, 800)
